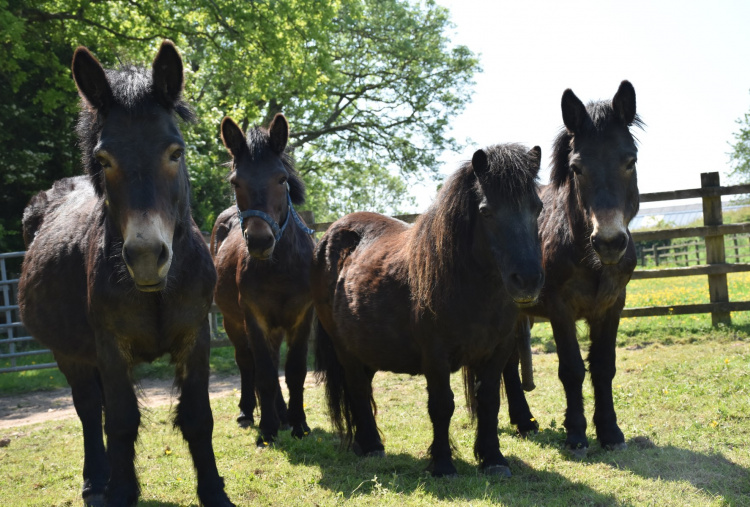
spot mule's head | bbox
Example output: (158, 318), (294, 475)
(556, 80), (641, 265)
(221, 113), (305, 259)
(73, 41), (193, 291)
(471, 145), (545, 306)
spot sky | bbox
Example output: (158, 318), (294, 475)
(411, 0), (750, 211)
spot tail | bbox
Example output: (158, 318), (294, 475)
(314, 316), (354, 447)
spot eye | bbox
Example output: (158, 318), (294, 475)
(95, 154), (111, 169)
(625, 159), (636, 171)
(479, 205), (492, 218)
(170, 149), (184, 162)
(570, 163), (582, 175)
(279, 176), (288, 186)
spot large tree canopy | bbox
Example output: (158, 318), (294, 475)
(729, 106), (750, 184)
(0, 0), (479, 251)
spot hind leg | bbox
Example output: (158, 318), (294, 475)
(340, 357), (382, 456)
(225, 319), (256, 427)
(57, 357), (109, 505)
(588, 309), (626, 450)
(175, 321), (234, 506)
(423, 356), (456, 477)
(285, 309), (313, 439)
(503, 333), (539, 437)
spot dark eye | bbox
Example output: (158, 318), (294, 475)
(626, 159), (636, 171)
(570, 163), (582, 175)
(96, 155), (111, 169)
(170, 149), (184, 162)
(279, 176), (288, 186)
(479, 205), (492, 218)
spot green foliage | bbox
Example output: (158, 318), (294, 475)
(729, 107), (750, 183)
(0, 0), (479, 250)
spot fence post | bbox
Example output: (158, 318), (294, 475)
(701, 172), (731, 326)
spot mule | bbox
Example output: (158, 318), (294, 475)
(17, 42), (233, 506)
(210, 113), (314, 447)
(504, 81), (642, 457)
(313, 144), (545, 477)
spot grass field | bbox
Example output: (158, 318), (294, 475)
(1, 274), (749, 505)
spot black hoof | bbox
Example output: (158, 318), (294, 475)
(83, 493), (106, 507)
(237, 412), (254, 428)
(483, 465), (512, 477)
(565, 444), (588, 459)
(291, 421), (311, 439)
(352, 441), (385, 457)
(256, 435), (276, 448)
(516, 418), (540, 438)
(604, 442), (628, 451)
(428, 460), (458, 478)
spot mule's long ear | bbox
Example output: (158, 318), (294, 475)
(471, 149), (488, 177)
(72, 47), (113, 111)
(152, 40), (184, 108)
(561, 88), (587, 133)
(268, 113), (289, 154)
(528, 146), (542, 177)
(612, 80), (636, 125)
(221, 117), (246, 158)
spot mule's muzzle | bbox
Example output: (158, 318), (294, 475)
(591, 231), (628, 265)
(122, 239), (172, 292)
(243, 220), (276, 260)
(506, 270), (544, 307)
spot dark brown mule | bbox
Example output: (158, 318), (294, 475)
(17, 42), (233, 506)
(504, 81), (642, 456)
(313, 144), (545, 477)
(210, 114), (314, 447)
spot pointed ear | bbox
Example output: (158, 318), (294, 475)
(151, 40), (184, 108)
(612, 80), (636, 125)
(471, 149), (488, 177)
(220, 117), (246, 158)
(561, 88), (587, 133)
(528, 145), (542, 177)
(268, 113), (289, 154)
(71, 47), (113, 111)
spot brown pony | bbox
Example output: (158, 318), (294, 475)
(210, 113), (314, 447)
(17, 42), (233, 506)
(313, 144), (545, 477)
(504, 81), (642, 457)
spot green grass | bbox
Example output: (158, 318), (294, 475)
(1, 338), (748, 506)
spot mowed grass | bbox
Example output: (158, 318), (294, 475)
(1, 336), (748, 506)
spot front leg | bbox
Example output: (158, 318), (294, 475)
(423, 360), (456, 477)
(245, 313), (282, 446)
(549, 314), (588, 456)
(588, 306), (626, 450)
(285, 307), (313, 439)
(96, 334), (141, 506)
(472, 349), (512, 477)
(174, 322), (234, 506)
(503, 317), (539, 437)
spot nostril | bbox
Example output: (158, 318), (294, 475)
(122, 246), (132, 267)
(510, 272), (524, 289)
(157, 243), (169, 268)
(616, 233), (629, 251)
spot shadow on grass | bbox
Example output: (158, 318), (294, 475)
(266, 425), (620, 504)
(517, 428), (750, 503)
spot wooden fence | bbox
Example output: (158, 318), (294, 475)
(2, 171), (749, 373)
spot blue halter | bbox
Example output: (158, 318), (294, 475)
(237, 192), (314, 242)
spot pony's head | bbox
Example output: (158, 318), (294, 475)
(73, 40), (194, 291)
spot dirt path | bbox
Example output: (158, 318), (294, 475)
(0, 375), (243, 430)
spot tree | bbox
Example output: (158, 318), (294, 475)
(0, 0), (479, 251)
(729, 108), (750, 183)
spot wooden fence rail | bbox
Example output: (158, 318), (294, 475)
(1, 171), (749, 373)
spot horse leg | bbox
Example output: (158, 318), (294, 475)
(268, 329), (289, 430)
(503, 320), (538, 436)
(58, 357), (109, 505)
(225, 320), (256, 427)
(550, 315), (589, 456)
(588, 309), (626, 450)
(473, 350), (512, 477)
(96, 336), (141, 505)
(424, 363), (456, 477)
(285, 308), (313, 439)
(246, 315), (282, 446)
(342, 359), (383, 457)
(174, 321), (234, 507)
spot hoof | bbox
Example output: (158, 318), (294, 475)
(352, 441), (385, 457)
(237, 413), (254, 428)
(517, 427), (539, 439)
(365, 449), (386, 458)
(83, 493), (106, 507)
(291, 421), (311, 439)
(256, 435), (275, 448)
(604, 442), (628, 451)
(483, 465), (512, 478)
(428, 460), (458, 478)
(565, 444), (588, 459)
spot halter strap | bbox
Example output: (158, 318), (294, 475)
(237, 193), (314, 242)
